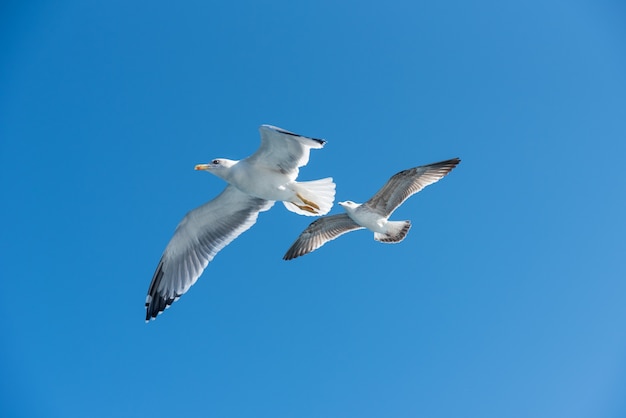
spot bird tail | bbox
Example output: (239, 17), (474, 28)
(283, 177), (336, 216)
(374, 220), (411, 243)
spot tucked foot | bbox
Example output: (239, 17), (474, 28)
(296, 193), (320, 210)
(294, 202), (319, 214)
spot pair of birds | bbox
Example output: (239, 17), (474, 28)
(145, 125), (460, 321)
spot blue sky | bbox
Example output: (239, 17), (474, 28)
(1, 0), (626, 417)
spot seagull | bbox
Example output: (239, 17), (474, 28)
(145, 125), (336, 321)
(283, 158), (460, 260)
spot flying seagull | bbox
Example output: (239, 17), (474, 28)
(283, 158), (460, 260)
(145, 125), (336, 321)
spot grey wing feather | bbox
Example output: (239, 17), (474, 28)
(245, 125), (326, 175)
(145, 185), (274, 321)
(364, 158), (460, 216)
(283, 214), (363, 260)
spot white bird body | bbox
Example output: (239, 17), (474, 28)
(197, 125), (335, 216)
(145, 125), (335, 321)
(208, 158), (323, 205)
(340, 201), (387, 233)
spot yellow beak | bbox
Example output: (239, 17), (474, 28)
(194, 164), (211, 171)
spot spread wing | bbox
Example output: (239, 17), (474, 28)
(145, 185), (274, 321)
(245, 125), (326, 177)
(364, 158), (460, 217)
(283, 214), (364, 260)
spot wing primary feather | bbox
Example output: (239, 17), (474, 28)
(263, 124), (326, 145)
(364, 158), (460, 216)
(283, 214), (363, 260)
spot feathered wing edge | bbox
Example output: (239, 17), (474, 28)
(283, 214), (364, 260)
(145, 186), (274, 321)
(247, 125), (326, 175)
(365, 158), (461, 216)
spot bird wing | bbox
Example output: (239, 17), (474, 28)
(245, 125), (326, 177)
(145, 185), (274, 320)
(364, 158), (461, 217)
(283, 214), (364, 260)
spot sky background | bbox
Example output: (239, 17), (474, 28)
(1, 0), (626, 417)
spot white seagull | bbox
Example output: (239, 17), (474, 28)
(283, 158), (460, 260)
(146, 125), (336, 320)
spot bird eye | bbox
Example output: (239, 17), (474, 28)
(212, 159), (220, 165)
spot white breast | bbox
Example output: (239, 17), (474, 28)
(347, 206), (388, 233)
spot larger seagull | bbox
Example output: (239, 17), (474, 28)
(283, 158), (460, 260)
(145, 125), (335, 321)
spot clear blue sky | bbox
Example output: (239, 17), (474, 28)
(2, 1), (626, 417)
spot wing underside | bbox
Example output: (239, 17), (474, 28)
(145, 185), (274, 320)
(283, 213), (363, 260)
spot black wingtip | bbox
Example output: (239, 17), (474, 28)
(263, 124), (326, 145)
(282, 251), (299, 261)
(280, 128), (326, 145)
(282, 244), (298, 261)
(145, 294), (177, 322)
(144, 258), (178, 322)
(442, 157), (461, 166)
(303, 135), (326, 146)
(429, 157), (461, 172)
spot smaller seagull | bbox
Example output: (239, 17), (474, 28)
(283, 158), (460, 260)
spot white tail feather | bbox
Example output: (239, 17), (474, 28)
(283, 177), (336, 216)
(374, 220), (411, 243)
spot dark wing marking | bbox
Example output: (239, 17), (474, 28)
(245, 125), (326, 175)
(269, 125), (325, 145)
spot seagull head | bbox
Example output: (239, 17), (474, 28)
(194, 158), (237, 180)
(338, 200), (360, 211)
